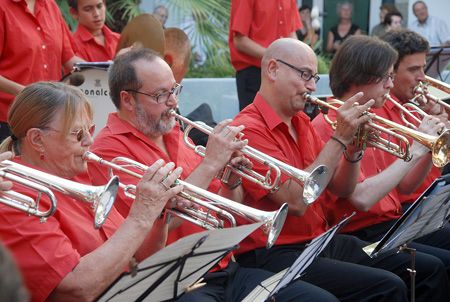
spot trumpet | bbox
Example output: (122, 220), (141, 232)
(304, 93), (450, 168)
(170, 110), (329, 206)
(384, 94), (424, 130)
(410, 76), (450, 112)
(83, 151), (288, 249)
(0, 160), (119, 228)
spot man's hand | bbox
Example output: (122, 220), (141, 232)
(334, 92), (374, 146)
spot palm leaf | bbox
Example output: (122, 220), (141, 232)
(167, 0), (230, 67)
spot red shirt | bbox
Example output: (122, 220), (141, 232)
(312, 110), (402, 233)
(231, 93), (329, 254)
(87, 113), (230, 269)
(0, 157), (124, 302)
(229, 0), (302, 71)
(0, 0), (75, 122)
(72, 24), (120, 62)
(372, 94), (441, 204)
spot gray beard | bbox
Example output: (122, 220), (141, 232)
(135, 102), (175, 137)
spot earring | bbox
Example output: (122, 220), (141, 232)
(40, 153), (45, 160)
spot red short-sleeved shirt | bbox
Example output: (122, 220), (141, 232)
(72, 25), (120, 62)
(312, 110), (402, 233)
(0, 0), (75, 122)
(0, 157), (124, 302)
(231, 93), (329, 254)
(372, 94), (441, 204)
(229, 0), (302, 71)
(87, 113), (231, 269)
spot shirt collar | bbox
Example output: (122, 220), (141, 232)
(76, 24), (97, 42)
(253, 92), (310, 131)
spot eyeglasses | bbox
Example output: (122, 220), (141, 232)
(42, 124), (95, 142)
(379, 73), (396, 84)
(126, 83), (183, 104)
(276, 59), (320, 83)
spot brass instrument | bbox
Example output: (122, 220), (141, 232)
(84, 152), (288, 249)
(304, 93), (450, 168)
(170, 110), (329, 206)
(410, 76), (450, 112)
(0, 160), (119, 228)
(384, 94), (424, 130)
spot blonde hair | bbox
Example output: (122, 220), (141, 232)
(0, 82), (93, 154)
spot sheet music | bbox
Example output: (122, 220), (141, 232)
(370, 179), (450, 257)
(242, 214), (354, 302)
(99, 222), (263, 302)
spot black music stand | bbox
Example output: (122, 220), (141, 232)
(242, 214), (355, 302)
(363, 174), (450, 302)
(425, 46), (450, 80)
(97, 223), (263, 302)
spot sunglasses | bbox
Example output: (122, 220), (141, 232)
(42, 124), (96, 142)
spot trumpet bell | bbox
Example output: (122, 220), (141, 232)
(91, 176), (119, 229)
(266, 203), (289, 248)
(303, 165), (329, 205)
(432, 130), (450, 168)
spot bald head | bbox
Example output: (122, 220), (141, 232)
(164, 27), (191, 83)
(262, 38), (316, 70)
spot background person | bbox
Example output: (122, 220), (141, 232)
(371, 3), (399, 37)
(229, 0), (302, 111)
(153, 4), (168, 28)
(384, 12), (403, 32)
(0, 0), (83, 142)
(326, 1), (361, 55)
(69, 0), (120, 62)
(0, 81), (183, 301)
(296, 5), (320, 51)
(409, 1), (450, 47)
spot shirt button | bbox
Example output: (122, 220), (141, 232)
(37, 26), (41, 31)
(279, 6), (282, 10)
(43, 64), (48, 69)
(42, 45), (46, 50)
(279, 21), (283, 25)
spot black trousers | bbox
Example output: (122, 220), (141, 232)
(0, 121), (11, 143)
(236, 66), (261, 111)
(350, 220), (450, 282)
(177, 261), (339, 302)
(237, 234), (450, 302)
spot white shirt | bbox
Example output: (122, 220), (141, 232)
(409, 16), (450, 46)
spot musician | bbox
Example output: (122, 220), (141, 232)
(88, 48), (340, 301)
(312, 35), (450, 288)
(164, 28), (191, 84)
(69, 0), (120, 62)
(380, 30), (447, 204)
(231, 37), (449, 301)
(229, 0), (302, 111)
(0, 82), (185, 301)
(0, 0), (83, 142)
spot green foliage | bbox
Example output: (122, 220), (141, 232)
(317, 54), (331, 74)
(168, 0), (231, 74)
(107, 0), (142, 32)
(55, 0), (77, 30)
(186, 59), (235, 78)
